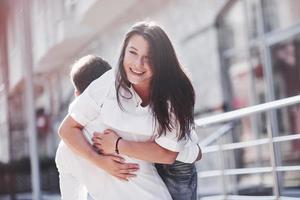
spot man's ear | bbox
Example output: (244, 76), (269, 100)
(74, 90), (80, 97)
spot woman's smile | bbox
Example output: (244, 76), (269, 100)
(129, 67), (146, 75)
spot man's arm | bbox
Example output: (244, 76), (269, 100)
(58, 115), (96, 160)
(58, 115), (139, 181)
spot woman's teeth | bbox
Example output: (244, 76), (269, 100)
(130, 68), (144, 75)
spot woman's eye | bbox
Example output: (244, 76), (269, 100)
(129, 51), (137, 55)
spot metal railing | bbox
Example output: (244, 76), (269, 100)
(196, 95), (300, 127)
(195, 95), (300, 200)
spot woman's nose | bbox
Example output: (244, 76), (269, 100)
(134, 57), (144, 68)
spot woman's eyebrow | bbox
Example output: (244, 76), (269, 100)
(128, 46), (138, 51)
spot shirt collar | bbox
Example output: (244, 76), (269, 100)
(128, 85), (143, 107)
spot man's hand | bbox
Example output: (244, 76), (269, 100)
(195, 144), (202, 162)
(94, 154), (139, 181)
(92, 129), (119, 154)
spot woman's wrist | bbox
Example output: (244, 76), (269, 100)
(117, 139), (129, 156)
(115, 137), (122, 154)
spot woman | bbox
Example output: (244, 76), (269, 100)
(58, 21), (200, 200)
(93, 21), (200, 200)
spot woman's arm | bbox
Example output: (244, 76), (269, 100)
(58, 115), (139, 180)
(119, 140), (178, 164)
(93, 130), (178, 164)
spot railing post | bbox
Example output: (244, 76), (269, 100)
(217, 137), (227, 199)
(266, 112), (280, 199)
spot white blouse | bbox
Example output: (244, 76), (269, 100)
(70, 69), (199, 162)
(67, 69), (199, 200)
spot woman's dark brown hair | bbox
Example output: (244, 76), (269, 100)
(116, 21), (195, 140)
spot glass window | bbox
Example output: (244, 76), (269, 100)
(232, 173), (274, 195)
(218, 1), (247, 51)
(277, 140), (300, 166)
(277, 139), (300, 197)
(270, 36), (300, 136)
(222, 145), (271, 168)
(245, 0), (259, 39)
(262, 0), (300, 33)
(271, 39), (300, 98)
(214, 0), (300, 197)
(226, 51), (266, 110)
(197, 176), (225, 197)
(278, 170), (300, 197)
(196, 151), (222, 171)
(227, 53), (256, 109)
(217, 1), (270, 176)
(224, 50), (267, 139)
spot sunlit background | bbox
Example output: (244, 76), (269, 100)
(0, 0), (300, 199)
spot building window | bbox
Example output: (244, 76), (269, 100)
(262, 0), (300, 33)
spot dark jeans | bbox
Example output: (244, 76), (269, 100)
(155, 161), (197, 200)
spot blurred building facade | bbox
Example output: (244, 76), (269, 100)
(197, 0), (300, 198)
(0, 0), (226, 163)
(0, 0), (299, 198)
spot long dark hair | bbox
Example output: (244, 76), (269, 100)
(116, 21), (195, 140)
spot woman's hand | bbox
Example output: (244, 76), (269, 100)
(92, 129), (120, 154)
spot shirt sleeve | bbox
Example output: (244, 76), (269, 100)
(154, 103), (197, 152)
(154, 111), (189, 152)
(69, 70), (114, 126)
(176, 129), (199, 163)
(155, 130), (188, 152)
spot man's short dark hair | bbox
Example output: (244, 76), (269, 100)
(70, 55), (112, 94)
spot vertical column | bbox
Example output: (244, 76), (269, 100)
(0, 0), (10, 164)
(256, 0), (281, 198)
(242, 0), (265, 188)
(21, 0), (41, 199)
